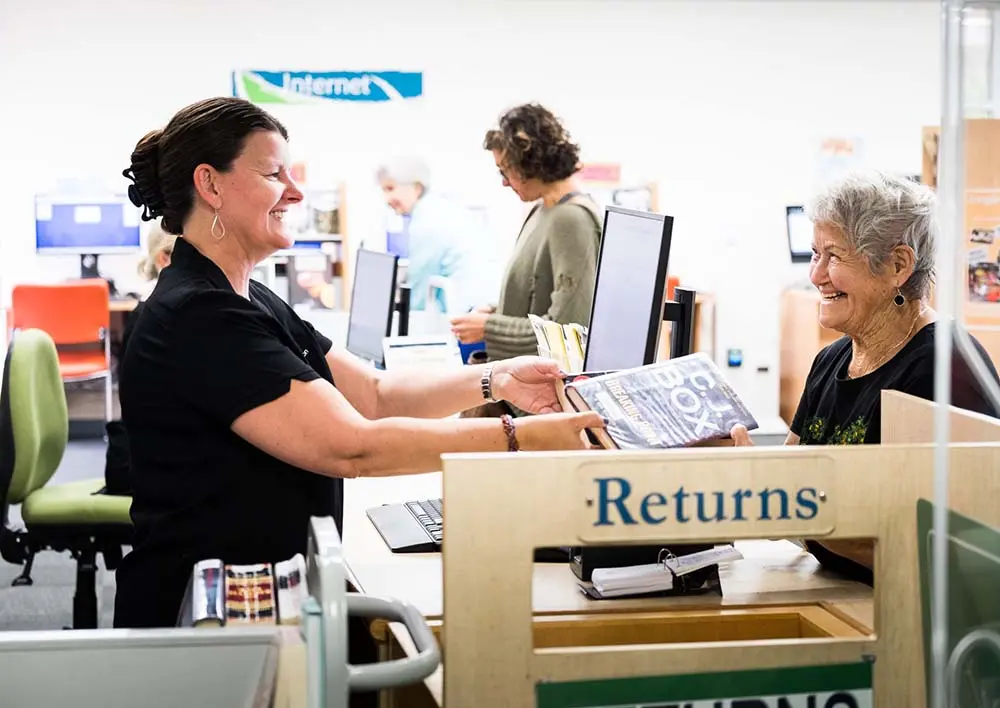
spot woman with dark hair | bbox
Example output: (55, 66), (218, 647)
(450, 104), (602, 361)
(114, 97), (604, 628)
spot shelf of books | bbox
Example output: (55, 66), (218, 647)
(269, 182), (352, 312)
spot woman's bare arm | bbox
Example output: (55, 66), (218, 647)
(231, 378), (602, 478)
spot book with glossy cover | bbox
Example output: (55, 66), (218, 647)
(563, 353), (758, 449)
(274, 553), (309, 625)
(225, 563), (277, 625)
(190, 558), (225, 628)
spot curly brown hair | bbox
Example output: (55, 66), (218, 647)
(483, 103), (581, 183)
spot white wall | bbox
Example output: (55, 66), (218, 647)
(0, 0), (941, 417)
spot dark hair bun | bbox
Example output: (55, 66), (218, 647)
(122, 129), (166, 222)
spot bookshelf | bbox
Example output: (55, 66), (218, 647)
(266, 183), (351, 311)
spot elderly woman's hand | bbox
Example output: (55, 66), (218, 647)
(730, 424), (754, 447)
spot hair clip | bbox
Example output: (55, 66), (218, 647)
(122, 168), (154, 221)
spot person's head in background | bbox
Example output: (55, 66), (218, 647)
(137, 220), (177, 282)
(376, 156), (430, 215)
(123, 97), (303, 269)
(483, 103), (581, 205)
(807, 170), (936, 339)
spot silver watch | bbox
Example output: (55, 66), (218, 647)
(481, 365), (497, 402)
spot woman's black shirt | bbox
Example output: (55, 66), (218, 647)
(113, 237), (341, 628)
(791, 322), (1000, 584)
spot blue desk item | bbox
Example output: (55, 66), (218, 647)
(387, 227), (410, 259)
(458, 340), (486, 365)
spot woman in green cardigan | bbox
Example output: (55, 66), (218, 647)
(450, 104), (602, 362)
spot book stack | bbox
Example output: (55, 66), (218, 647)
(189, 554), (309, 628)
(529, 314), (587, 373)
(586, 546), (743, 599)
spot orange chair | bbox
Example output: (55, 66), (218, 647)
(11, 281), (113, 422)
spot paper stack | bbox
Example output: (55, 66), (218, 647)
(529, 314), (587, 372)
(588, 546), (743, 599)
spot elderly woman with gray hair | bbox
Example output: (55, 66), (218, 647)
(376, 156), (480, 312)
(733, 170), (1000, 583)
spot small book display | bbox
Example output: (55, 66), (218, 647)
(178, 553), (309, 628)
(529, 314), (587, 373)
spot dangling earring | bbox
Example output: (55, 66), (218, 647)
(211, 209), (226, 241)
(893, 288), (905, 307)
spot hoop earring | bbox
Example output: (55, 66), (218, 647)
(211, 210), (226, 241)
(893, 288), (905, 307)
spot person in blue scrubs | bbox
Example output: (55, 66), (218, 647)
(376, 157), (479, 312)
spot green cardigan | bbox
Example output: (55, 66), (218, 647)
(484, 198), (601, 361)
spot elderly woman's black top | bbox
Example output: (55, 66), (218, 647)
(792, 322), (1000, 584)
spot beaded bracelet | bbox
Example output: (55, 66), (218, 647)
(499, 414), (519, 452)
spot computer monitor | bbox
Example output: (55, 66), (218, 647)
(36, 193), (142, 282)
(786, 205), (813, 263)
(583, 206), (673, 371)
(346, 249), (399, 367)
(35, 194), (141, 255)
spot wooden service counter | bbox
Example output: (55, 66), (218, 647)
(342, 477), (872, 707)
(337, 391), (1000, 706)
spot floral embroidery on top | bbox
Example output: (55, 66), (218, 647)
(800, 416), (867, 445)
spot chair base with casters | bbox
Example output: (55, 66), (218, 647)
(1, 481), (133, 629)
(0, 329), (134, 629)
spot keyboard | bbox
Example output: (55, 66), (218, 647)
(366, 497), (444, 553)
(366, 497), (573, 562)
(407, 498), (443, 543)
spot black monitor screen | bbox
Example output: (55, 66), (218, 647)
(346, 249), (399, 366)
(584, 207), (672, 371)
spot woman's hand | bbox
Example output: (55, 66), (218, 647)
(514, 411), (606, 451)
(450, 311), (490, 343)
(473, 304), (496, 314)
(730, 424), (754, 447)
(491, 356), (566, 414)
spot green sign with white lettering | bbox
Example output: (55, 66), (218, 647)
(536, 661), (872, 707)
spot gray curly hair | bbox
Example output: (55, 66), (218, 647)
(808, 170), (937, 300)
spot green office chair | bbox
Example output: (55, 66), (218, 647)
(0, 328), (133, 629)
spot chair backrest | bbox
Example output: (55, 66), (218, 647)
(12, 281), (110, 346)
(0, 342), (15, 521)
(0, 329), (68, 506)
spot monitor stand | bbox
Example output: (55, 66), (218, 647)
(80, 254), (102, 279)
(395, 284), (411, 336)
(79, 254), (119, 297)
